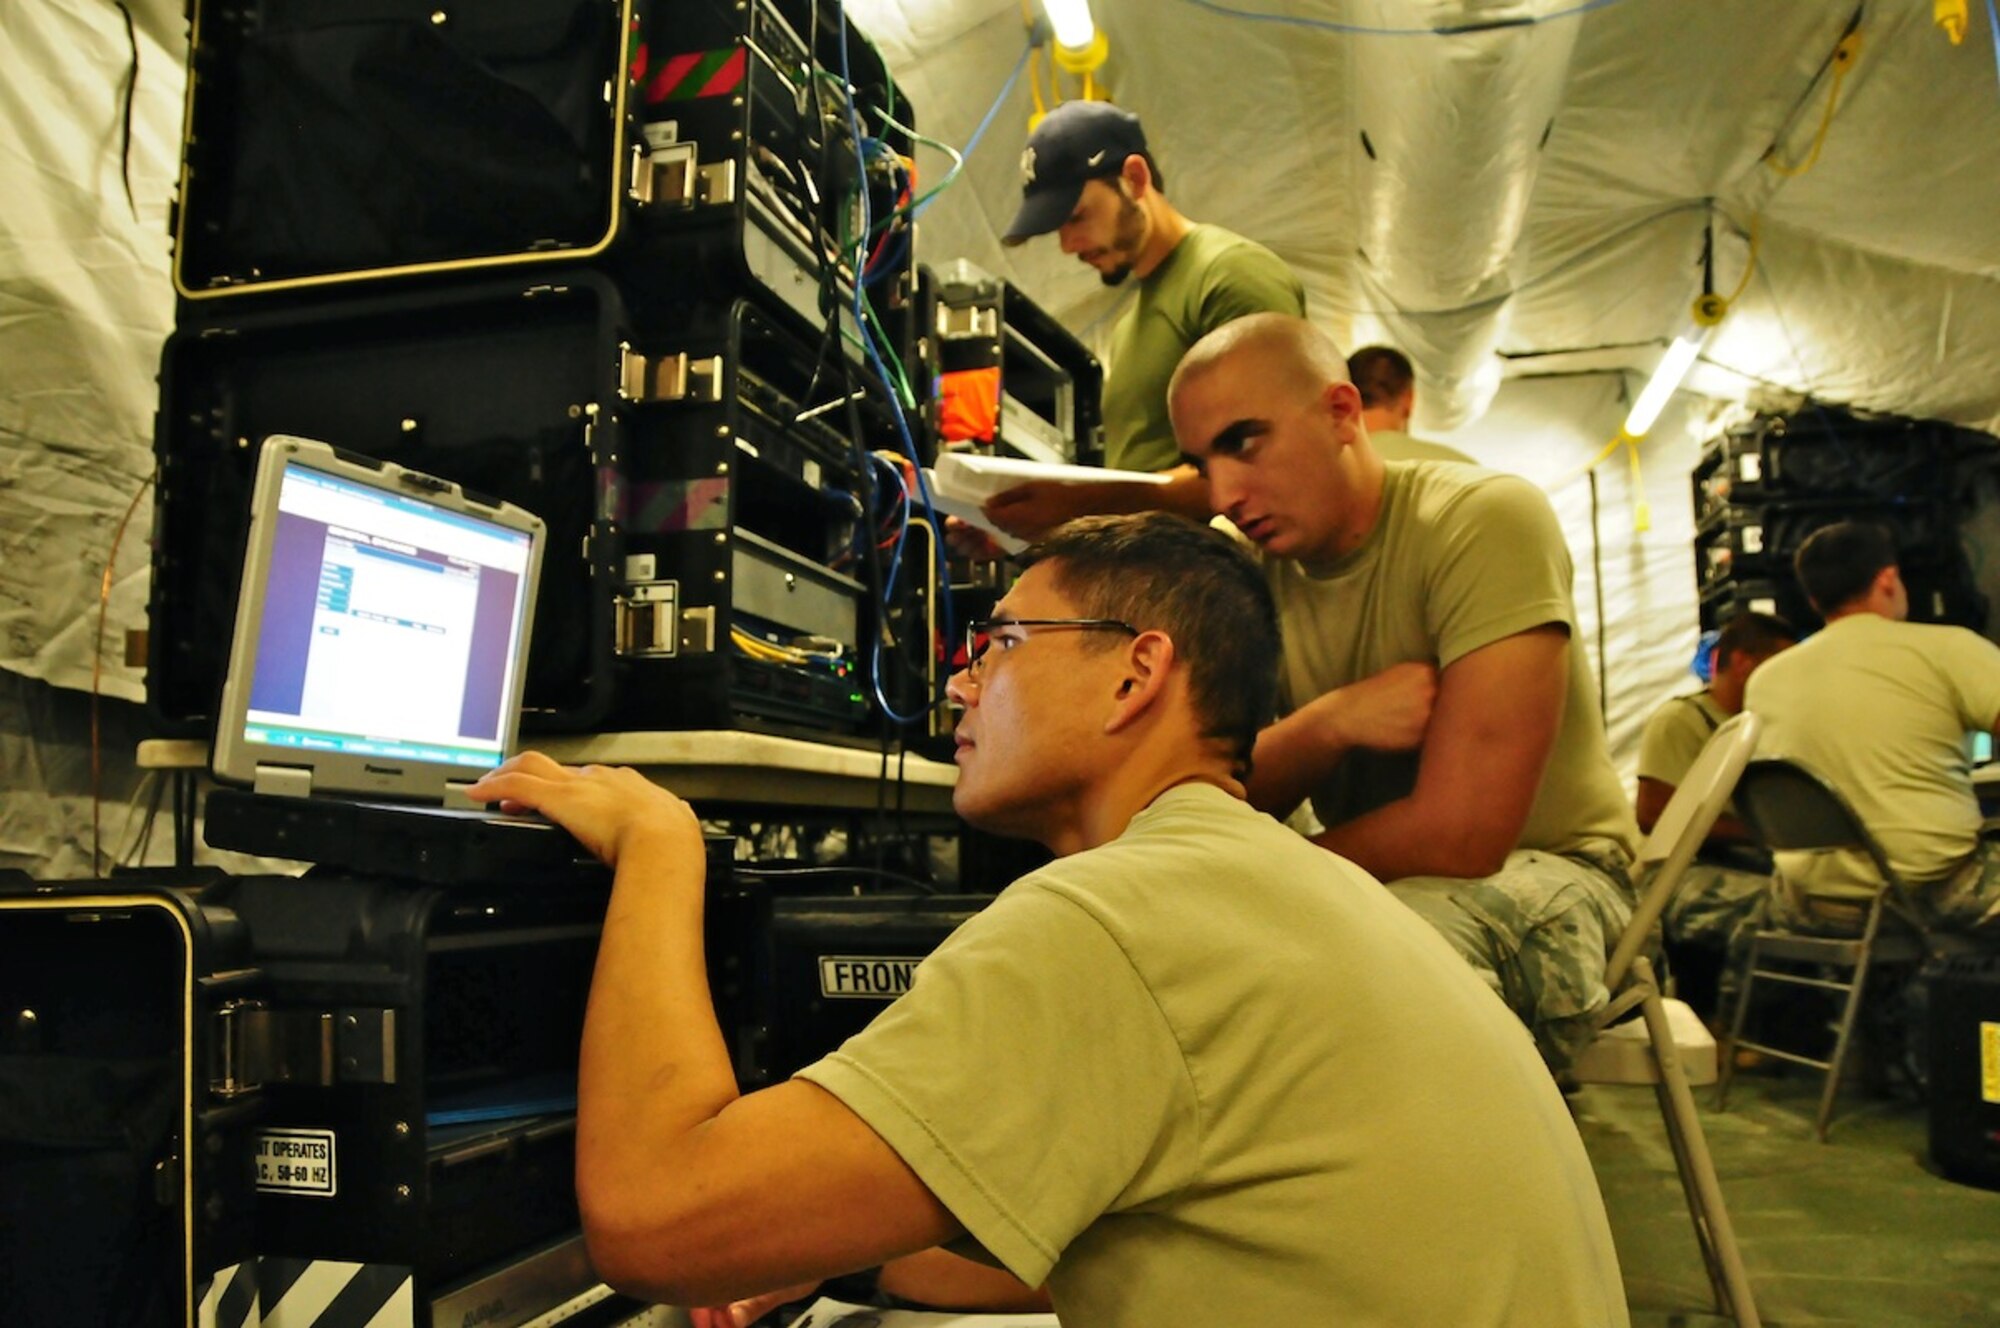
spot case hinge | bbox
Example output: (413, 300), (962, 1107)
(680, 605), (716, 655)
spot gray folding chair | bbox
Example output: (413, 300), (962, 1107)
(1716, 756), (1936, 1141)
(1571, 711), (1761, 1326)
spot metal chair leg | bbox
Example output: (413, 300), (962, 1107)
(1715, 932), (1762, 1112)
(1814, 955), (1874, 1142)
(1637, 962), (1762, 1326)
(1654, 1076), (1731, 1313)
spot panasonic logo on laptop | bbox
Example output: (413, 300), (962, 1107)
(363, 763), (406, 777)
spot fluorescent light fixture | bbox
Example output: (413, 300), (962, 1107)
(1044, 0), (1095, 48)
(1622, 334), (1703, 438)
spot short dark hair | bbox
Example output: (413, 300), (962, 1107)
(1347, 346), (1413, 409)
(1794, 521), (1897, 613)
(1021, 513), (1277, 775)
(1713, 610), (1796, 669)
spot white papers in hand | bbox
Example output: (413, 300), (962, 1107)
(791, 1297), (1060, 1328)
(925, 451), (1171, 555)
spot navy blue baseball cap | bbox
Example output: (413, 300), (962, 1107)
(1002, 101), (1149, 246)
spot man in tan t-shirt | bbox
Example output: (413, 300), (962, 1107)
(1746, 521), (2000, 931)
(1347, 344), (1476, 464)
(1170, 313), (1641, 1071)
(1636, 611), (1795, 1017)
(469, 514), (1627, 1326)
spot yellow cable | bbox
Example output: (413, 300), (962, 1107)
(732, 629), (811, 665)
(1626, 437), (1652, 533)
(1721, 211), (1761, 306)
(1767, 31), (1862, 178)
(1936, 0), (1968, 44)
(1579, 432), (1627, 475)
(1546, 429), (1635, 496)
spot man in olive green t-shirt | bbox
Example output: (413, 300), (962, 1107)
(977, 101), (1305, 540)
(1635, 610), (1794, 955)
(1171, 313), (1642, 1071)
(1747, 521), (2000, 931)
(469, 514), (1628, 1326)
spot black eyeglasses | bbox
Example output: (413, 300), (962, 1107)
(962, 617), (1140, 675)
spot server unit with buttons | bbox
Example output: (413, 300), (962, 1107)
(1692, 408), (1991, 633)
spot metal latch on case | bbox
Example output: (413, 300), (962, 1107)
(633, 142), (739, 207)
(212, 1001), (398, 1094)
(619, 346), (724, 403)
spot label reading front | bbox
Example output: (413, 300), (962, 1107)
(255, 1128), (338, 1196)
(1982, 1021), (2000, 1105)
(819, 956), (921, 1000)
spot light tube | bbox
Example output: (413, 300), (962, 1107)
(1044, 0), (1095, 48)
(1622, 335), (1703, 438)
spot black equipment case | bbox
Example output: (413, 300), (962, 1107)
(0, 869), (659, 1327)
(172, 0), (641, 304)
(0, 872), (264, 1328)
(152, 273), (930, 741)
(624, 0), (917, 357)
(1927, 953), (2000, 1190)
(928, 259), (1104, 466)
(225, 872), (616, 1324)
(152, 271), (629, 735)
(609, 296), (926, 735)
(708, 882), (989, 1089)
(171, 0), (917, 366)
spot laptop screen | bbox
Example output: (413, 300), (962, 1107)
(212, 436), (545, 800)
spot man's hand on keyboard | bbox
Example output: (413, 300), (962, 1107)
(467, 751), (701, 868)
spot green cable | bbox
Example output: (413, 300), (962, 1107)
(866, 108), (963, 236)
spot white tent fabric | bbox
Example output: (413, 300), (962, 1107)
(4, 0), (1998, 871)
(2, 0), (181, 700)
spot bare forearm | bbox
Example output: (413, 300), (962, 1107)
(1152, 468), (1212, 521)
(577, 833), (737, 1209)
(878, 1250), (1051, 1312)
(1246, 704), (1351, 816)
(1313, 797), (1514, 882)
(1079, 470), (1208, 520)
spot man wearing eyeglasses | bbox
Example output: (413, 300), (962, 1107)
(471, 513), (1626, 1326)
(1170, 313), (1640, 1074)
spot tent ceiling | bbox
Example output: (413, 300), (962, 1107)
(849, 0), (2000, 435)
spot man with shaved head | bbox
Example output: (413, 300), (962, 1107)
(1169, 313), (1640, 1072)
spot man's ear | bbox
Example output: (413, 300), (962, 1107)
(1104, 631), (1175, 735)
(1119, 153), (1151, 198)
(1324, 380), (1365, 437)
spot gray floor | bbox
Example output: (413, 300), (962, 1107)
(1575, 1070), (2000, 1326)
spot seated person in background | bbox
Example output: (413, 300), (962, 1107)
(472, 513), (1629, 1327)
(1636, 611), (1796, 1017)
(975, 101), (1305, 541)
(1168, 313), (1641, 1073)
(1746, 521), (2000, 932)
(1346, 344), (1476, 464)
